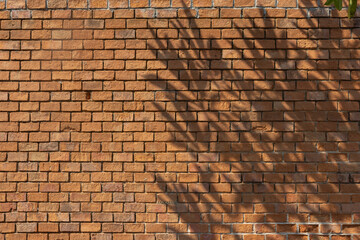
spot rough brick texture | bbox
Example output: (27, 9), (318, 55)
(0, 0), (360, 239)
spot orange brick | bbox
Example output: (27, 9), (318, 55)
(89, 0), (108, 8)
(68, 0), (88, 8)
(7, 0), (26, 9)
(0, 1), (356, 236)
(27, 0), (46, 9)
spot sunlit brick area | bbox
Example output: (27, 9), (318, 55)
(0, 0), (360, 239)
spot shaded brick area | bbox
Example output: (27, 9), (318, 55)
(0, 0), (360, 239)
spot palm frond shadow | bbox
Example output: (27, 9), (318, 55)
(136, 3), (360, 238)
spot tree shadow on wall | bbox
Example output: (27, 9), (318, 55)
(138, 2), (360, 239)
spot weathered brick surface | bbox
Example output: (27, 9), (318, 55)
(0, 0), (360, 238)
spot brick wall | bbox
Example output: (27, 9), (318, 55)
(0, 0), (360, 239)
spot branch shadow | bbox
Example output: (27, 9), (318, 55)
(136, 1), (360, 239)
(1, 1), (360, 240)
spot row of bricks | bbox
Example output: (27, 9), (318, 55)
(1, 201), (360, 212)
(0, 19), (357, 29)
(0, 114), (359, 125)
(0, 157), (359, 169)
(0, 201), (360, 211)
(0, 72), (358, 82)
(2, 179), (359, 192)
(0, 18), (317, 29)
(0, 123), (359, 132)
(1, 104), (360, 114)
(6, 181), (358, 192)
(1, 50), (327, 59)
(1, 55), (360, 67)
(0, 36), (360, 45)
(0, 52), (359, 63)
(0, 9), (352, 20)
(0, 89), (359, 100)
(0, 51), (351, 63)
(0, 141), (360, 154)
(0, 0), (328, 10)
(0, 163), (359, 177)
(1, 50), (360, 61)
(2, 222), (360, 233)
(0, 102), (359, 111)
(0, 120), (358, 131)
(0, 212), (359, 226)
(1, 72), (359, 80)
(0, 173), (358, 185)
(3, 62), (360, 72)
(9, 156), (356, 168)
(0, 212), (360, 221)
(0, 171), (360, 182)
(1, 149), (360, 160)
(0, 110), (358, 120)
(0, 173), (359, 185)
(0, 130), (359, 140)
(0, 87), (359, 99)
(1, 142), (360, 151)
(1, 151), (360, 162)
(1, 152), (360, 163)
(0, 18), (356, 30)
(1, 91), (360, 101)
(2, 202), (359, 214)
(12, 158), (350, 168)
(1, 31), (342, 41)
(0, 132), (359, 142)
(0, 128), (359, 138)
(0, 70), (357, 81)
(3, 180), (358, 190)
(2, 212), (360, 223)
(2, 233), (360, 240)
(1, 193), (360, 205)
(2, 63), (360, 73)
(0, 82), (358, 91)
(0, 80), (354, 89)
(2, 50), (360, 62)
(1, 194), (360, 206)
